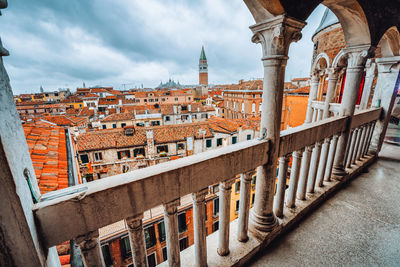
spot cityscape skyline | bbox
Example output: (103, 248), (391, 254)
(2, 1), (325, 93)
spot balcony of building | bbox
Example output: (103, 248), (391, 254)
(1, 0), (400, 267)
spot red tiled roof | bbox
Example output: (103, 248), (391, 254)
(101, 112), (134, 122)
(23, 120), (69, 194)
(42, 115), (87, 127)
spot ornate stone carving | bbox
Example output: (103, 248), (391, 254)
(250, 15), (305, 59)
(191, 187), (208, 203)
(163, 198), (180, 215)
(344, 45), (375, 68)
(76, 230), (100, 252)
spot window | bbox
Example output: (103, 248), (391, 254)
(136, 99), (140, 103)
(206, 139), (212, 148)
(102, 124), (106, 129)
(80, 154), (89, 164)
(121, 123), (126, 128)
(232, 136), (237, 144)
(178, 212), (187, 233)
(147, 253), (156, 267)
(213, 198), (219, 216)
(151, 121), (160, 126)
(217, 138), (223, 147)
(247, 134), (251, 140)
(235, 200), (240, 214)
(134, 147), (146, 158)
(162, 247), (168, 262)
(235, 181), (240, 193)
(162, 98), (166, 102)
(179, 237), (189, 251)
(112, 123), (117, 128)
(157, 145), (169, 154)
(253, 94), (255, 98)
(149, 99), (154, 102)
(155, 98), (159, 101)
(212, 221), (219, 232)
(242, 102), (245, 112)
(252, 103), (256, 113)
(117, 150), (131, 159)
(259, 102), (262, 112)
(201, 113), (208, 119)
(177, 143), (185, 150)
(94, 152), (103, 162)
(252, 176), (256, 190)
(101, 244), (113, 267)
(252, 193), (255, 205)
(181, 105), (187, 111)
(144, 225), (156, 249)
(165, 116), (170, 121)
(122, 165), (129, 173)
(188, 97), (191, 100)
(175, 98), (178, 101)
(144, 99), (147, 102)
(158, 221), (166, 242)
(120, 236), (131, 259)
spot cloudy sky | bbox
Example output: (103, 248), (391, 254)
(0, 1), (327, 94)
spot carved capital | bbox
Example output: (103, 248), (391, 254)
(191, 187), (208, 204)
(376, 56), (400, 73)
(240, 172), (252, 183)
(250, 15), (305, 60)
(126, 213), (144, 231)
(344, 45), (375, 69)
(163, 198), (180, 215)
(76, 230), (100, 252)
(220, 177), (236, 191)
(327, 67), (339, 80)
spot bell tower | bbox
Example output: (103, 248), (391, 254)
(199, 46), (208, 86)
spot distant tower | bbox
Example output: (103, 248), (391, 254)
(40, 86), (44, 93)
(199, 46), (208, 86)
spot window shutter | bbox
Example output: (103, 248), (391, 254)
(127, 150), (131, 158)
(117, 152), (121, 159)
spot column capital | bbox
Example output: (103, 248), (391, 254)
(376, 56), (400, 73)
(126, 213), (144, 230)
(163, 198), (180, 215)
(250, 15), (306, 60)
(76, 230), (99, 251)
(241, 172), (253, 182)
(343, 45), (375, 69)
(220, 177), (236, 190)
(191, 187), (208, 203)
(327, 67), (339, 80)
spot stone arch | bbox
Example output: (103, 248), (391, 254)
(332, 49), (348, 69)
(245, 0), (371, 47)
(312, 52), (331, 72)
(377, 26), (400, 57)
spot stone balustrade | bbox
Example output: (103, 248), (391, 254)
(30, 107), (381, 267)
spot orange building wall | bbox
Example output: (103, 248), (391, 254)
(282, 95), (309, 129)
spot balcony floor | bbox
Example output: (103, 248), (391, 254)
(250, 143), (400, 266)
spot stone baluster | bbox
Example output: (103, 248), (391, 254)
(370, 56), (400, 154)
(286, 149), (303, 208)
(317, 68), (339, 186)
(343, 130), (353, 166)
(126, 214), (147, 267)
(218, 178), (235, 256)
(297, 146), (313, 200)
(306, 141), (321, 193)
(317, 108), (323, 121)
(248, 15), (305, 239)
(356, 125), (367, 160)
(237, 173), (253, 242)
(324, 135), (339, 181)
(192, 188), (208, 267)
(366, 121), (377, 155)
(273, 155), (289, 217)
(163, 198), (181, 267)
(76, 230), (105, 267)
(345, 129), (357, 168)
(312, 108), (318, 122)
(351, 128), (362, 165)
(332, 45), (373, 177)
(362, 122), (374, 156)
(316, 137), (331, 187)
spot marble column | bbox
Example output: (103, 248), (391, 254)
(76, 230), (105, 267)
(306, 71), (321, 123)
(126, 214), (147, 267)
(360, 60), (377, 109)
(248, 15), (305, 238)
(273, 155), (289, 218)
(323, 68), (339, 118)
(163, 198), (181, 267)
(370, 56), (400, 154)
(332, 45), (373, 177)
(218, 178), (235, 256)
(192, 188), (208, 267)
(237, 173), (252, 242)
(286, 149), (303, 208)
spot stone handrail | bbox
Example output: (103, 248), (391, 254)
(33, 138), (269, 248)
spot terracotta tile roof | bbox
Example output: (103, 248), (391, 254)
(23, 120), (69, 194)
(61, 96), (83, 103)
(98, 98), (119, 105)
(101, 112), (134, 122)
(81, 93), (99, 99)
(286, 85), (311, 94)
(76, 123), (213, 152)
(42, 115), (87, 127)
